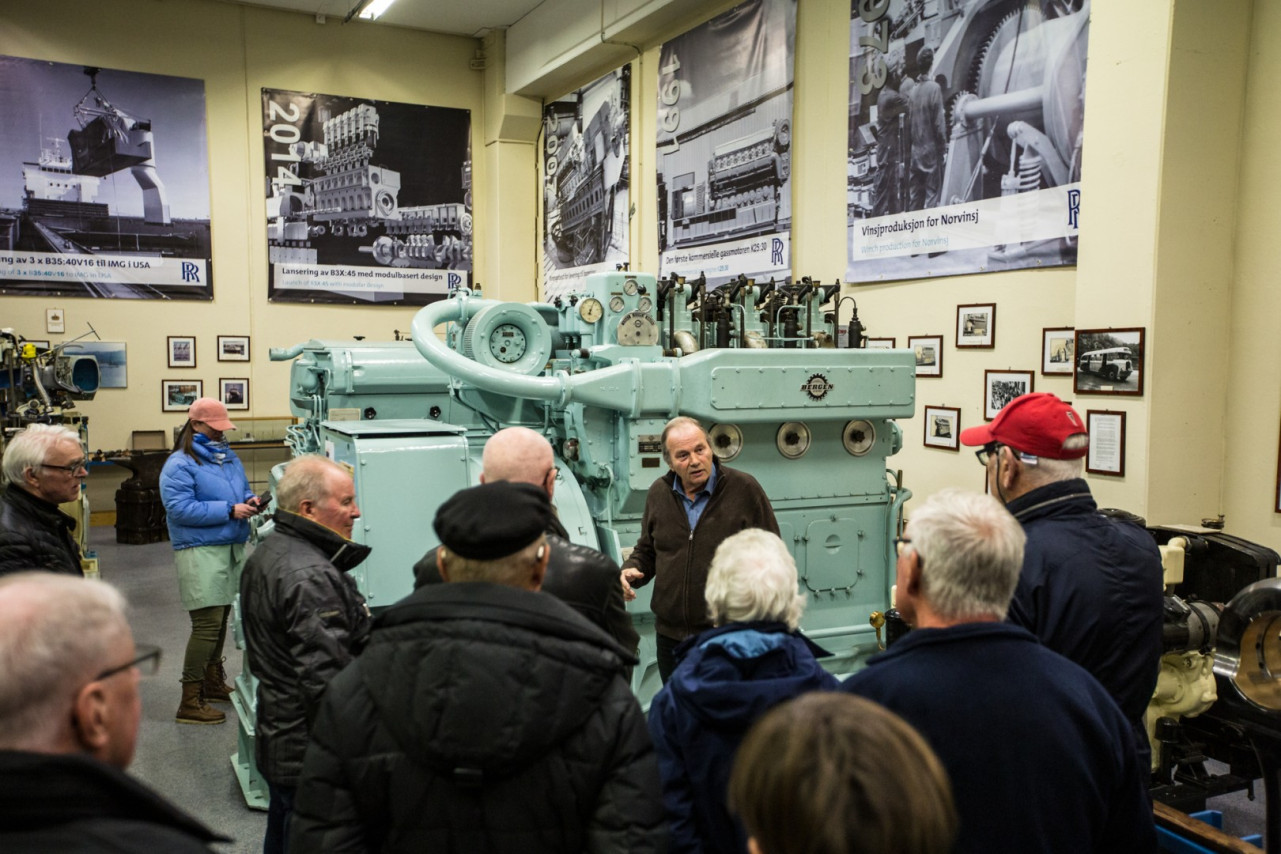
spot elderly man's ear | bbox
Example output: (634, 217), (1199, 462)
(72, 682), (114, 759)
(528, 542), (550, 591)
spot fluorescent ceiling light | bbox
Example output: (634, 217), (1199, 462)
(359, 0), (396, 19)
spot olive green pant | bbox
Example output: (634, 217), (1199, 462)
(181, 605), (229, 684)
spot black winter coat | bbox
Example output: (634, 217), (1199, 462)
(240, 509), (372, 786)
(289, 581), (667, 854)
(0, 483), (82, 576)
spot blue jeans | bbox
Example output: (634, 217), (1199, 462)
(264, 782), (296, 854)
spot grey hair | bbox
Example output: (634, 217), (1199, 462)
(705, 528), (805, 630)
(1017, 454), (1084, 488)
(440, 535), (547, 589)
(660, 416), (707, 466)
(907, 489), (1026, 621)
(276, 455), (346, 513)
(2, 423), (82, 486)
(0, 573), (130, 749)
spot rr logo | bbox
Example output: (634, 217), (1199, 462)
(771, 238), (784, 266)
(181, 262), (200, 283)
(447, 272), (462, 290)
(1067, 189), (1080, 230)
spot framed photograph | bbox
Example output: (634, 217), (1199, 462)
(956, 303), (995, 348)
(167, 336), (197, 369)
(45, 308), (64, 334)
(162, 380), (203, 412)
(220, 378), (249, 411)
(1086, 410), (1126, 476)
(908, 335), (944, 378)
(1042, 327), (1075, 375)
(27, 340), (50, 350)
(865, 337), (896, 349)
(1074, 327), (1145, 396)
(217, 335), (251, 362)
(923, 405), (961, 451)
(984, 370), (1035, 420)
(65, 341), (128, 388)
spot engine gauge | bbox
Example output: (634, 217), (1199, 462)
(623, 277), (639, 296)
(637, 296), (653, 313)
(616, 311), (660, 346)
(609, 295), (626, 313)
(578, 298), (603, 324)
(488, 323), (527, 364)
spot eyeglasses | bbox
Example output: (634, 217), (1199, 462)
(546, 466), (560, 481)
(40, 459), (88, 474)
(894, 537), (923, 567)
(974, 442), (1002, 466)
(95, 644), (163, 681)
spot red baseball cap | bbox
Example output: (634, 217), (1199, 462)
(958, 393), (1088, 459)
(188, 397), (237, 432)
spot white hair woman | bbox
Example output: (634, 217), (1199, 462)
(646, 528), (840, 854)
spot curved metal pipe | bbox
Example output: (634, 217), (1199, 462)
(269, 342), (309, 361)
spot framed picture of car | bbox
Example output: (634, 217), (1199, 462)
(923, 405), (960, 451)
(1074, 328), (1145, 396)
(956, 304), (995, 348)
(908, 335), (943, 378)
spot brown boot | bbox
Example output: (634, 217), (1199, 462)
(203, 658), (234, 703)
(176, 681), (226, 725)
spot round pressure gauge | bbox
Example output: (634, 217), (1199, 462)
(488, 323), (528, 363)
(638, 296), (653, 313)
(616, 311), (660, 346)
(578, 297), (603, 324)
(777, 421), (812, 459)
(609, 295), (626, 313)
(623, 277), (639, 296)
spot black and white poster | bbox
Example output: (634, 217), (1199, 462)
(262, 89), (471, 305)
(846, 0), (1089, 282)
(656, 0), (795, 287)
(542, 66), (630, 301)
(0, 56), (213, 299)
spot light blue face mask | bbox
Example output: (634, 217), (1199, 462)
(193, 432), (230, 453)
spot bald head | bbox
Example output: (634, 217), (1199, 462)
(481, 427), (556, 497)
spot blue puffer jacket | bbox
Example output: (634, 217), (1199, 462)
(159, 435), (254, 550)
(647, 622), (841, 854)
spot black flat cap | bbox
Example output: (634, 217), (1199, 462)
(433, 481), (552, 560)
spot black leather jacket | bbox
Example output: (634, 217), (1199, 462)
(240, 510), (373, 786)
(414, 516), (639, 655)
(0, 484), (82, 577)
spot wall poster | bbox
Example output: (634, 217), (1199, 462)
(656, 0), (796, 287)
(541, 66), (630, 301)
(846, 0), (1089, 282)
(262, 89), (471, 305)
(0, 56), (213, 299)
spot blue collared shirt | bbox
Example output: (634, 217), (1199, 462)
(672, 464), (717, 530)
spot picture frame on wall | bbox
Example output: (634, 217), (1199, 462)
(1074, 327), (1145, 396)
(1086, 410), (1126, 476)
(865, 337), (896, 349)
(984, 369), (1034, 420)
(220, 378), (249, 410)
(217, 335), (250, 362)
(162, 379), (202, 412)
(167, 336), (197, 369)
(908, 335), (944, 378)
(45, 308), (64, 334)
(1042, 327), (1075, 375)
(923, 405), (961, 451)
(956, 303), (995, 348)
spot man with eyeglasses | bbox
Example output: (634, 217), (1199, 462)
(0, 423), (89, 576)
(0, 572), (226, 852)
(959, 392), (1163, 763)
(413, 426), (639, 654)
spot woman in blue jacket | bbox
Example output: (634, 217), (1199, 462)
(647, 528), (841, 854)
(159, 397), (261, 725)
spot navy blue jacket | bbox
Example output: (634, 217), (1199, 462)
(648, 622), (840, 854)
(1005, 478), (1164, 728)
(842, 623), (1156, 854)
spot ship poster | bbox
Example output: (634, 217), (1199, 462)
(846, 0), (1088, 283)
(655, 0), (796, 288)
(541, 65), (630, 301)
(0, 56), (213, 299)
(262, 89), (471, 306)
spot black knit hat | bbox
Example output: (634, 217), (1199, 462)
(433, 481), (551, 560)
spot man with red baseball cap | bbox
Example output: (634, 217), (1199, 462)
(960, 393), (1163, 761)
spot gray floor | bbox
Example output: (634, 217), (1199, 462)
(94, 527), (265, 854)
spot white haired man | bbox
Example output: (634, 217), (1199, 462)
(647, 528), (840, 854)
(0, 423), (88, 576)
(0, 573), (224, 851)
(959, 392), (1163, 759)
(841, 489), (1156, 854)
(621, 416), (779, 682)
